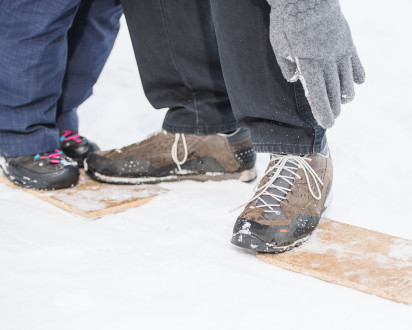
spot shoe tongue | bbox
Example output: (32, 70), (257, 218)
(256, 159), (298, 220)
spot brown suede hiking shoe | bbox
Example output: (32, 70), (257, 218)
(84, 128), (257, 184)
(231, 148), (333, 253)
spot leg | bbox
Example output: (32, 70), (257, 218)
(0, 0), (81, 157)
(57, 0), (123, 132)
(86, 0), (257, 183)
(209, 0), (332, 252)
(209, 0), (326, 155)
(120, 0), (238, 135)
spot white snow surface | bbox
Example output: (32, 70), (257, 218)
(1, 1), (412, 329)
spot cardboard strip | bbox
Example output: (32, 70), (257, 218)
(257, 218), (412, 304)
(0, 170), (167, 218)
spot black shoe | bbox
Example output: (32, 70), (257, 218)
(60, 130), (99, 167)
(0, 150), (79, 190)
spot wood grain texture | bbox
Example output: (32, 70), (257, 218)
(0, 170), (167, 218)
(257, 218), (412, 304)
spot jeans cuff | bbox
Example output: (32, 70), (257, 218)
(253, 137), (327, 155)
(0, 129), (60, 157)
(162, 121), (239, 135)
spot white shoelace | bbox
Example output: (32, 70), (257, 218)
(232, 154), (323, 213)
(170, 128), (240, 173)
(217, 127), (241, 137)
(171, 133), (188, 173)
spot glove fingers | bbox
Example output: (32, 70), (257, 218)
(323, 62), (342, 118)
(276, 56), (298, 82)
(351, 50), (366, 84)
(298, 62), (335, 129)
(338, 57), (355, 104)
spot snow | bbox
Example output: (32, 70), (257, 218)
(1, 0), (412, 329)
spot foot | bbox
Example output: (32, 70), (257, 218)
(231, 147), (333, 253)
(85, 128), (257, 184)
(60, 130), (99, 167)
(0, 150), (79, 190)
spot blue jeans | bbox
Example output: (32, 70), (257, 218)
(121, 0), (327, 155)
(0, 0), (123, 157)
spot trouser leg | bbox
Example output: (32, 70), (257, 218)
(121, 0), (238, 135)
(57, 0), (123, 132)
(0, 0), (81, 157)
(209, 0), (326, 155)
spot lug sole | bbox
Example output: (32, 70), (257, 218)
(231, 233), (310, 253)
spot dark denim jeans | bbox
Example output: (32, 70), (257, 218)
(0, 0), (123, 157)
(122, 0), (326, 155)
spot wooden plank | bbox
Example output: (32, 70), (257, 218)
(0, 170), (167, 218)
(257, 218), (412, 304)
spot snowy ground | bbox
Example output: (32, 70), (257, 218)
(1, 1), (412, 329)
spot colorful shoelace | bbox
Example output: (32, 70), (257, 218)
(60, 130), (87, 143)
(34, 149), (65, 164)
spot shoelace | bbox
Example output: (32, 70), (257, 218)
(217, 127), (241, 137)
(171, 133), (188, 173)
(60, 130), (84, 143)
(153, 129), (241, 174)
(143, 130), (188, 173)
(34, 149), (65, 164)
(170, 128), (241, 173)
(254, 154), (323, 213)
(232, 154), (323, 213)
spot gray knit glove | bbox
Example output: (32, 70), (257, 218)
(267, 0), (365, 128)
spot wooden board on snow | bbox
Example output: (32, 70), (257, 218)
(257, 218), (412, 304)
(0, 170), (167, 218)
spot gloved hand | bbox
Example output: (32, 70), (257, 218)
(267, 0), (365, 128)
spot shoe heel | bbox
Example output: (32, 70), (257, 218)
(238, 167), (258, 182)
(234, 147), (256, 170)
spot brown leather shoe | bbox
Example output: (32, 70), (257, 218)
(85, 128), (257, 184)
(231, 147), (333, 253)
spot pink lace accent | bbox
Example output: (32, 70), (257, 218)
(62, 130), (82, 143)
(40, 150), (63, 164)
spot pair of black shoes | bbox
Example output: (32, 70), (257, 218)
(0, 131), (98, 190)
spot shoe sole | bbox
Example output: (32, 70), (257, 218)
(85, 162), (257, 185)
(231, 233), (311, 253)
